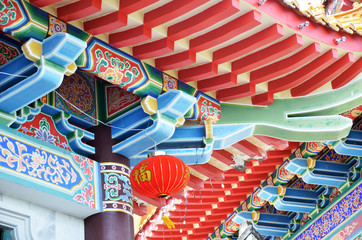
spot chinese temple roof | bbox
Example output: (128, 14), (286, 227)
(35, 0), (362, 105)
(3, 0), (362, 239)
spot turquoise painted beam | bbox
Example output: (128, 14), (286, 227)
(285, 158), (352, 187)
(0, 122), (102, 217)
(217, 78), (362, 142)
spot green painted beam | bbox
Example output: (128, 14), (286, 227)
(217, 78), (362, 141)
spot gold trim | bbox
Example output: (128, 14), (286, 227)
(307, 157), (316, 169)
(141, 95), (158, 115)
(22, 38), (42, 62)
(278, 185), (287, 197)
(252, 211), (260, 222)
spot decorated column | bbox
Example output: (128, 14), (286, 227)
(85, 125), (134, 240)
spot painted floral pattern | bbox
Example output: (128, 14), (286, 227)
(48, 16), (67, 36)
(90, 43), (145, 90)
(106, 85), (140, 117)
(0, 41), (20, 65)
(0, 135), (81, 189)
(34, 117), (56, 144)
(294, 182), (362, 240)
(163, 74), (178, 92)
(72, 153), (93, 181)
(56, 71), (97, 124)
(18, 113), (71, 151)
(73, 183), (95, 208)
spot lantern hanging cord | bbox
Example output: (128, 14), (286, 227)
(179, 204), (182, 233)
(162, 221), (164, 240)
(184, 189), (188, 224)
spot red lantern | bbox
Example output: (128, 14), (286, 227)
(130, 152), (190, 198)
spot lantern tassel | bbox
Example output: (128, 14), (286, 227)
(162, 215), (175, 229)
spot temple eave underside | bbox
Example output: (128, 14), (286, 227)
(0, 0), (361, 240)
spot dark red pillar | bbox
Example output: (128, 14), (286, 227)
(85, 125), (134, 240)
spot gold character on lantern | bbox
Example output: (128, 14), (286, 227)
(133, 161), (151, 185)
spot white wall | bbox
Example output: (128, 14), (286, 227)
(0, 193), (84, 240)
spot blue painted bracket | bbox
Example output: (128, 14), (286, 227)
(285, 158), (351, 187)
(258, 186), (320, 213)
(323, 129), (362, 157)
(0, 33), (86, 113)
(112, 90), (196, 158)
(112, 111), (177, 158)
(289, 212), (305, 232)
(233, 211), (292, 237)
(8, 101), (43, 128)
(110, 105), (151, 141)
(129, 138), (214, 168)
(126, 120), (254, 166)
(157, 123), (255, 150)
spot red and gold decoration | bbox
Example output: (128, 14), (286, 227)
(130, 152), (190, 198)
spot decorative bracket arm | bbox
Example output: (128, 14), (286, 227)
(0, 33), (86, 113)
(285, 157), (352, 187)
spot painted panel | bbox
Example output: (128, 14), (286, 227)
(330, 214), (362, 240)
(101, 162), (133, 216)
(104, 84), (141, 121)
(54, 70), (97, 126)
(0, 124), (102, 211)
(0, 34), (21, 65)
(18, 112), (72, 151)
(292, 179), (362, 240)
(85, 39), (148, 92)
(342, 105), (362, 121)
(12, 102), (95, 157)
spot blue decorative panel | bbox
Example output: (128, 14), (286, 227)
(0, 124), (102, 211)
(0, 134), (82, 190)
(293, 179), (362, 240)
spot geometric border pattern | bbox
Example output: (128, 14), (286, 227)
(292, 178), (362, 240)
